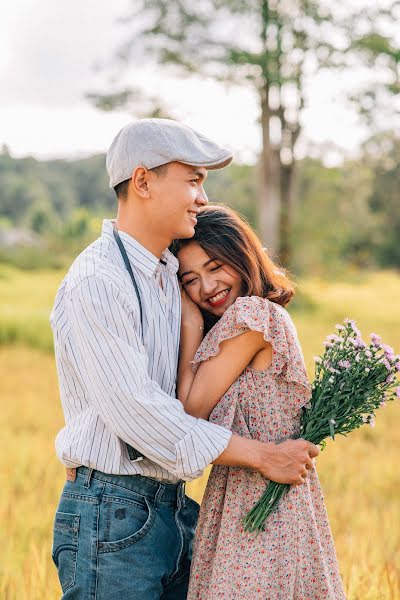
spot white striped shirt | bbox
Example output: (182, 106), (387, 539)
(50, 219), (232, 482)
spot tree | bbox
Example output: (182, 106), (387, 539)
(349, 3), (400, 134)
(362, 132), (400, 267)
(90, 1), (399, 265)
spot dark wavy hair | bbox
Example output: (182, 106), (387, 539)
(171, 204), (295, 330)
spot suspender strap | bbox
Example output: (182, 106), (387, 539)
(112, 224), (145, 463)
(113, 224), (144, 332)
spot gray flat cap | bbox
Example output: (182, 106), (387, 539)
(106, 118), (233, 188)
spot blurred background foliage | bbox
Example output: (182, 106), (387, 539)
(0, 130), (398, 274)
(1, 0), (399, 276)
(88, 0), (400, 267)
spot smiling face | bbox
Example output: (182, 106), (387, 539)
(178, 242), (243, 317)
(147, 162), (209, 241)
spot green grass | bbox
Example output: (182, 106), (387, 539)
(0, 265), (63, 350)
(1, 267), (400, 599)
(1, 264), (399, 359)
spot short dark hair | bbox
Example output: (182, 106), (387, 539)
(113, 179), (131, 199)
(113, 163), (170, 200)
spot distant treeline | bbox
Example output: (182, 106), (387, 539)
(0, 134), (399, 274)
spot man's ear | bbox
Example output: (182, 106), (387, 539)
(131, 166), (151, 198)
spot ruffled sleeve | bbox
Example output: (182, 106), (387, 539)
(192, 296), (310, 395)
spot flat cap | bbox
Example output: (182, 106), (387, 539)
(106, 118), (233, 188)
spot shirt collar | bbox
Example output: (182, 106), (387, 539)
(102, 219), (179, 278)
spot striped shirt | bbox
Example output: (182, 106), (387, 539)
(50, 219), (232, 482)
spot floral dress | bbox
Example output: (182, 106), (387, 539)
(187, 296), (346, 600)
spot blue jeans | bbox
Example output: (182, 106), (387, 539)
(52, 467), (200, 599)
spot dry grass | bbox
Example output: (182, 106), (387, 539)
(0, 269), (399, 599)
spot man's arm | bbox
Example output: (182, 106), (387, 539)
(70, 275), (317, 484)
(67, 275), (232, 481)
(214, 435), (318, 485)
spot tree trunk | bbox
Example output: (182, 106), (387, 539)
(279, 160), (297, 267)
(259, 90), (281, 256)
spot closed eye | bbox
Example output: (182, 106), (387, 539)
(183, 277), (197, 286)
(210, 265), (222, 272)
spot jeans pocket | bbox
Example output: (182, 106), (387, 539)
(52, 512), (80, 593)
(98, 495), (156, 553)
(181, 496), (200, 535)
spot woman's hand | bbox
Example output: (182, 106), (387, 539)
(180, 285), (204, 330)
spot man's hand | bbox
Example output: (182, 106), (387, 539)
(214, 435), (319, 485)
(257, 438), (319, 485)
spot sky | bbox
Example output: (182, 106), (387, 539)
(0, 0), (387, 165)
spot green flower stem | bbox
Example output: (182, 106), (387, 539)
(242, 321), (399, 533)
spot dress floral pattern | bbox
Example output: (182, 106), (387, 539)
(187, 296), (346, 600)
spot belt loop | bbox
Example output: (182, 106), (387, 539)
(83, 468), (94, 489)
(178, 482), (185, 508)
(154, 483), (163, 510)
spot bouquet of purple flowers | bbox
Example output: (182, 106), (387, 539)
(243, 319), (400, 533)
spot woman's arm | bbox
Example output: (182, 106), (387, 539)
(183, 330), (271, 419)
(177, 320), (204, 402)
(177, 287), (204, 402)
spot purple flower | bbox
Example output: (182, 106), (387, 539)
(338, 360), (351, 369)
(370, 333), (382, 348)
(350, 321), (361, 336)
(382, 344), (395, 361)
(354, 337), (366, 349)
(371, 333), (381, 343)
(396, 362), (400, 372)
(396, 387), (400, 398)
(344, 318), (356, 327)
(382, 358), (392, 371)
(365, 350), (372, 358)
(386, 374), (395, 384)
(326, 334), (344, 343)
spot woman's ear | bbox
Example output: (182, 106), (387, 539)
(131, 166), (151, 198)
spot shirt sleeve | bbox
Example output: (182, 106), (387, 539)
(67, 274), (232, 481)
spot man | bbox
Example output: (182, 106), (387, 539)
(50, 118), (318, 599)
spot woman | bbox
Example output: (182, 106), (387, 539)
(172, 204), (346, 600)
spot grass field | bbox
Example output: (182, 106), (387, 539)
(1, 266), (399, 599)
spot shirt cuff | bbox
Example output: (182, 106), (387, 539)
(174, 419), (232, 481)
